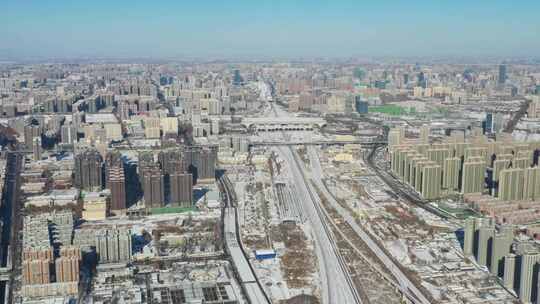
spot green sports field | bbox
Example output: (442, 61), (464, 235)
(369, 105), (411, 116)
(149, 206), (198, 215)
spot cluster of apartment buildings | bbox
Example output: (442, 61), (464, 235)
(21, 211), (80, 298)
(389, 127), (540, 208)
(464, 218), (540, 304)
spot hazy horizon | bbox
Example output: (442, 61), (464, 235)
(1, 0), (539, 60)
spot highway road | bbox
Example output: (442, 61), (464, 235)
(306, 146), (431, 304)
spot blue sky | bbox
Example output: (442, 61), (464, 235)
(0, 0), (539, 59)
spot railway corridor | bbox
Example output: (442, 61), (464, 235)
(277, 146), (362, 304)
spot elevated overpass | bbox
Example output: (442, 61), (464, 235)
(250, 139), (387, 147)
(242, 117), (326, 132)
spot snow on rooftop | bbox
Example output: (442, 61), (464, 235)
(86, 113), (118, 124)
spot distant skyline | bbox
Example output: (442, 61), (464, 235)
(1, 0), (539, 60)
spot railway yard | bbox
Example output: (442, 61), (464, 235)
(302, 144), (518, 304)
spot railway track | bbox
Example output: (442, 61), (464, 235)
(308, 146), (433, 304)
(286, 146), (363, 304)
(219, 174), (271, 304)
(266, 101), (362, 303)
(274, 182), (304, 223)
(364, 145), (454, 220)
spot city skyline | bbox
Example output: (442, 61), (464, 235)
(3, 1), (540, 303)
(1, 0), (540, 60)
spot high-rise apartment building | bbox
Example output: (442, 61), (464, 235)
(59, 246), (81, 260)
(413, 160), (432, 193)
(421, 165), (441, 199)
(465, 147), (488, 164)
(523, 166), (540, 201)
(513, 157), (530, 169)
(55, 257), (79, 282)
(74, 149), (103, 191)
(108, 166), (126, 211)
(428, 148), (449, 167)
(408, 156), (428, 187)
(503, 254), (516, 290)
(492, 159), (511, 182)
(144, 117), (161, 138)
(182, 145), (217, 182)
(60, 124), (77, 144)
(387, 129), (402, 149)
(443, 157), (461, 191)
(117, 101), (131, 121)
(519, 253), (540, 303)
(499, 168), (525, 201)
(354, 96), (368, 114)
(169, 172), (193, 207)
(24, 124), (42, 148)
(420, 125), (430, 144)
(160, 117), (179, 135)
(158, 149), (193, 207)
(463, 217), (475, 256)
(490, 226), (514, 276)
(498, 64), (507, 85)
(462, 161), (485, 194)
(32, 137), (42, 161)
(477, 225), (495, 267)
(485, 113), (494, 133)
(95, 229), (132, 263)
(198, 147), (216, 180)
(528, 96), (540, 118)
(23, 259), (51, 285)
(142, 167), (164, 208)
(463, 217), (496, 266)
(158, 150), (187, 174)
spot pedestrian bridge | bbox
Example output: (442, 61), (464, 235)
(241, 117), (326, 132)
